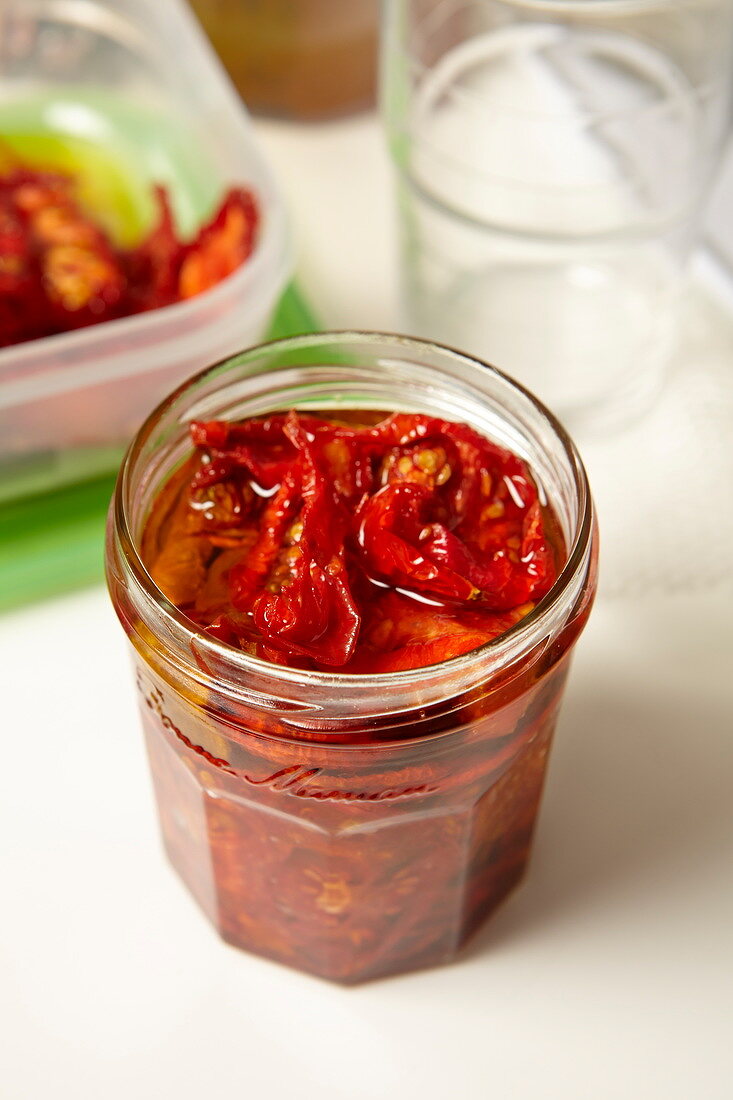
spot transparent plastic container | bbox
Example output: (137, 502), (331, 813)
(106, 332), (598, 984)
(0, 0), (290, 504)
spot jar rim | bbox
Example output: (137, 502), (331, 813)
(112, 331), (595, 704)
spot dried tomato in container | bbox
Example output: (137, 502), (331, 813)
(0, 159), (260, 349)
(107, 333), (597, 983)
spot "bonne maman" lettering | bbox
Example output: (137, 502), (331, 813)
(240, 764), (437, 802)
(138, 675), (437, 802)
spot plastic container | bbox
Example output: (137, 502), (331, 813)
(106, 332), (598, 984)
(0, 0), (290, 505)
(0, 284), (318, 613)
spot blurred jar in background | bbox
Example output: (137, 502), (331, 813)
(188, 0), (378, 119)
(382, 0), (733, 434)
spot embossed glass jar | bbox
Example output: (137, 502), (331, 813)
(106, 332), (597, 983)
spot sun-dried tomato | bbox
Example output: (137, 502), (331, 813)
(355, 482), (480, 602)
(0, 167), (126, 341)
(226, 413), (360, 666)
(144, 410), (562, 673)
(123, 185), (182, 312)
(178, 187), (258, 299)
(0, 158), (260, 349)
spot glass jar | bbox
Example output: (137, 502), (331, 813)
(106, 332), (597, 983)
(381, 0), (733, 433)
(188, 0), (378, 120)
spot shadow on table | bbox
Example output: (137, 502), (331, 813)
(464, 671), (732, 956)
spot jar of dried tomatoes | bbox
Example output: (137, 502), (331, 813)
(106, 332), (597, 983)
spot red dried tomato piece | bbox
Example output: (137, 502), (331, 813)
(0, 194), (44, 346)
(351, 591), (529, 673)
(246, 414), (360, 667)
(124, 185), (182, 311)
(191, 416), (299, 490)
(355, 481), (555, 611)
(5, 168), (126, 331)
(355, 482), (478, 602)
(178, 187), (259, 299)
(254, 551), (359, 667)
(228, 467), (301, 609)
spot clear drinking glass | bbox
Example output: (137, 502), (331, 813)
(381, 0), (733, 431)
(106, 332), (597, 983)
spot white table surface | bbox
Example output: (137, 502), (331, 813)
(2, 114), (732, 1100)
